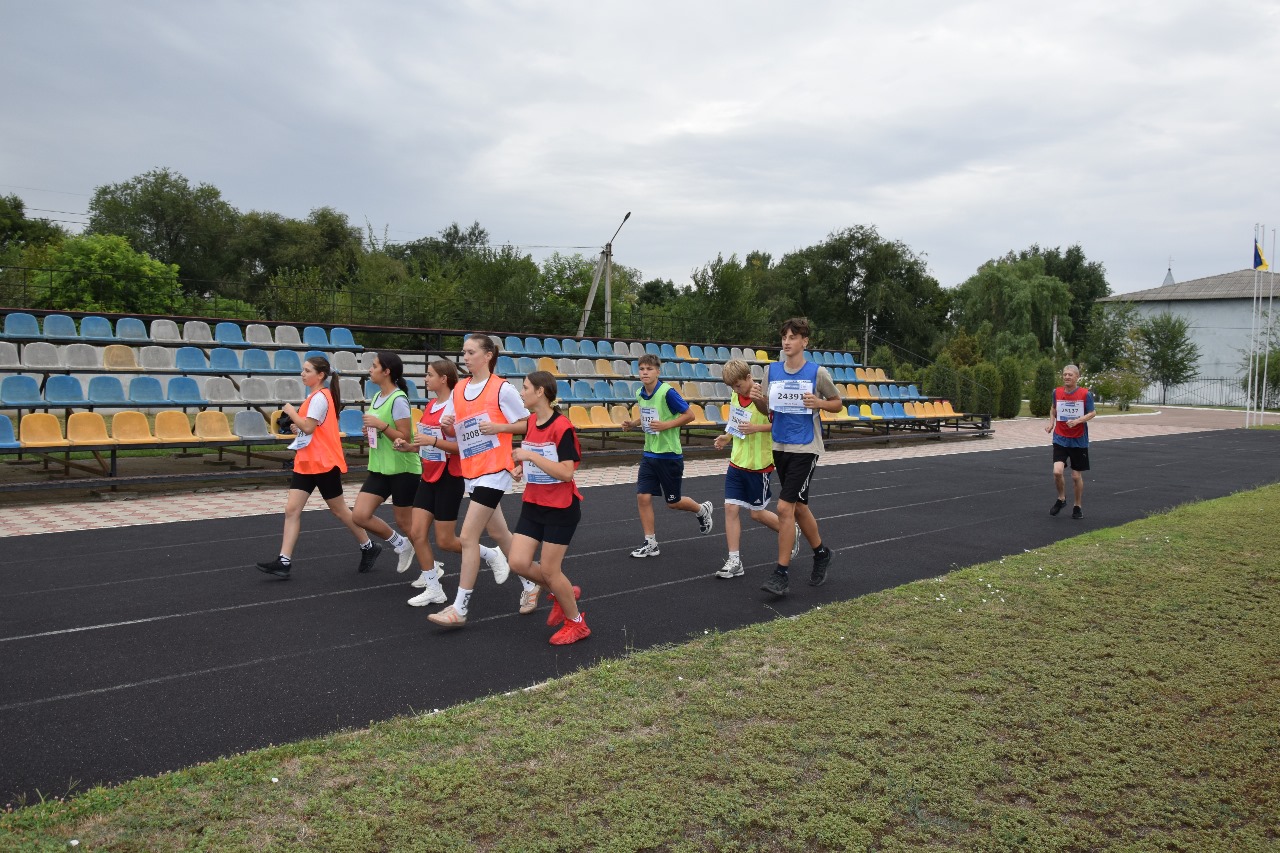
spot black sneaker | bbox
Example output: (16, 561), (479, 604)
(1049, 499), (1066, 516)
(357, 541), (383, 573)
(810, 547), (831, 587)
(256, 558), (291, 579)
(761, 571), (789, 597)
(1071, 506), (1083, 519)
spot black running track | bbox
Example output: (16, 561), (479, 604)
(3, 430), (1278, 802)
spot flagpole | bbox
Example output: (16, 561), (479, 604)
(1264, 227), (1277, 422)
(1247, 225), (1261, 426)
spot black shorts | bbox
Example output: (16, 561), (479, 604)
(773, 450), (818, 505)
(412, 472), (465, 522)
(514, 498), (581, 546)
(637, 456), (684, 504)
(468, 485), (505, 510)
(1053, 444), (1090, 471)
(360, 471), (420, 507)
(290, 467), (344, 501)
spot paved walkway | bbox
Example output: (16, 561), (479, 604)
(0, 407), (1271, 538)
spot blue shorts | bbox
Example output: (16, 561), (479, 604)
(637, 456), (684, 504)
(724, 466), (772, 510)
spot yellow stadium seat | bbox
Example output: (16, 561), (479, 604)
(675, 344), (692, 361)
(194, 410), (236, 440)
(820, 408), (836, 422)
(595, 358), (616, 377)
(874, 367), (888, 382)
(855, 367), (869, 383)
(590, 405), (614, 427)
(941, 400), (958, 416)
(20, 413), (71, 447)
(410, 407), (423, 426)
(103, 344), (140, 371)
(610, 404), (631, 426)
(755, 349), (770, 362)
(859, 404), (878, 420)
(111, 410), (156, 444)
(67, 412), (116, 445)
(568, 405), (593, 430)
(688, 403), (711, 426)
(537, 356), (559, 375)
(154, 410), (196, 443)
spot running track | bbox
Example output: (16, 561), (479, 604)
(2, 420), (1278, 802)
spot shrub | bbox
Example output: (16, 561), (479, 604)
(1030, 358), (1057, 418)
(997, 356), (1024, 419)
(972, 361), (1002, 416)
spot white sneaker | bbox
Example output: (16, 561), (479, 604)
(485, 547), (510, 584)
(407, 586), (448, 606)
(697, 501), (714, 535)
(411, 561), (445, 588)
(791, 523), (802, 560)
(715, 556), (744, 578)
(630, 540), (660, 558)
(395, 541), (416, 573)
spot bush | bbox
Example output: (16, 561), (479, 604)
(1090, 368), (1144, 411)
(972, 361), (1002, 416)
(869, 344), (897, 376)
(997, 356), (1024, 419)
(1030, 358), (1057, 418)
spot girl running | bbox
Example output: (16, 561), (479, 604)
(351, 351), (422, 573)
(257, 355), (373, 578)
(428, 334), (538, 628)
(510, 371), (591, 645)
(394, 359), (465, 606)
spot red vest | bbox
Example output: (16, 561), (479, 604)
(418, 398), (463, 483)
(521, 411), (583, 509)
(1053, 386), (1090, 440)
(294, 387), (347, 475)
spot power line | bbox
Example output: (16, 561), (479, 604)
(0, 183), (91, 197)
(28, 207), (88, 217)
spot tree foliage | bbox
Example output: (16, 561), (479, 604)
(997, 356), (1024, 420)
(1029, 358), (1057, 418)
(1138, 312), (1201, 403)
(953, 254), (1074, 352)
(41, 234), (182, 314)
(972, 362), (1002, 417)
(1014, 244), (1110, 352)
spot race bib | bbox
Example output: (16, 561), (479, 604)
(520, 440), (560, 485)
(457, 413), (500, 459)
(417, 423), (446, 462)
(640, 405), (659, 434)
(366, 426), (378, 449)
(726, 402), (752, 440)
(286, 431), (311, 451)
(769, 379), (813, 415)
(1057, 400), (1084, 422)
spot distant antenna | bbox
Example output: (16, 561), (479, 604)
(577, 212), (631, 339)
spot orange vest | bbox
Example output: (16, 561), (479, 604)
(293, 387), (348, 475)
(452, 375), (515, 480)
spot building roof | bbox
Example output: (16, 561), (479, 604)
(1101, 269), (1275, 302)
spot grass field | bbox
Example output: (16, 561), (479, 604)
(3, 485), (1277, 851)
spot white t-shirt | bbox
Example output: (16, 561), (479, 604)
(460, 376), (528, 493)
(304, 391), (329, 425)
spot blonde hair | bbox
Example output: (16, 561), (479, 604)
(722, 358), (752, 386)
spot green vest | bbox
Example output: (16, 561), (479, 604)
(727, 396), (773, 471)
(368, 388), (422, 476)
(637, 381), (682, 456)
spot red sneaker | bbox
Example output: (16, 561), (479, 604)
(549, 613), (590, 645)
(546, 585), (582, 626)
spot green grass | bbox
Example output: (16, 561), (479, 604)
(3, 486), (1278, 851)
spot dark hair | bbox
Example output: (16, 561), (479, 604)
(375, 350), (409, 395)
(306, 355), (342, 412)
(638, 353), (660, 369)
(525, 370), (558, 408)
(780, 317), (811, 338)
(465, 333), (499, 374)
(428, 358), (459, 390)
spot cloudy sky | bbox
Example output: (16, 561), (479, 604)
(4, 1), (1278, 294)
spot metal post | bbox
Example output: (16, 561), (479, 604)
(604, 242), (613, 339)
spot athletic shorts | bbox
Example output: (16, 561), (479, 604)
(637, 456), (684, 504)
(514, 497), (581, 546)
(1052, 443), (1091, 471)
(724, 465), (773, 510)
(467, 485), (505, 509)
(772, 450), (818, 505)
(412, 471), (465, 522)
(360, 471), (420, 507)
(290, 467), (344, 501)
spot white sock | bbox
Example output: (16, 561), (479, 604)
(479, 544), (497, 563)
(453, 587), (473, 616)
(645, 535), (657, 545)
(729, 551), (740, 561)
(388, 532), (408, 551)
(359, 540), (373, 551)
(279, 554), (292, 565)
(519, 576), (537, 593)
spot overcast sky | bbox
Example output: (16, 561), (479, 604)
(4, 1), (1278, 295)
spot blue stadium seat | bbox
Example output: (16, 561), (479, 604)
(907, 384), (921, 400)
(591, 380), (611, 401)
(596, 340), (613, 358)
(694, 363), (710, 379)
(87, 376), (127, 406)
(166, 376), (208, 407)
(303, 350), (324, 362)
(242, 348), (274, 373)
(573, 380), (594, 402)
(504, 335), (525, 355)
(715, 346), (731, 361)
(208, 348), (242, 372)
(364, 380), (379, 400)
(215, 322), (247, 347)
(115, 317), (149, 342)
(886, 384), (901, 401)
(175, 346), (212, 373)
(555, 379), (575, 402)
(891, 402), (908, 419)
(42, 314), (80, 341)
(847, 404), (864, 419)
(330, 327), (362, 351)
(302, 326), (331, 349)
(630, 360), (640, 376)
(274, 350), (302, 374)
(79, 316), (116, 341)
(1, 313), (42, 340)
(578, 340), (598, 357)
(516, 356), (537, 375)
(0, 416), (19, 449)
(403, 378), (428, 404)
(496, 355), (518, 376)
(524, 337), (544, 356)
(127, 376), (174, 407)
(660, 343), (677, 361)
(339, 408), (365, 438)
(0, 375), (43, 407)
(843, 352), (855, 366)
(679, 362), (696, 378)
(870, 402), (886, 419)
(560, 339), (579, 356)
(44, 375), (87, 406)
(689, 345), (705, 361)
(803, 351), (816, 363)
(660, 363), (679, 380)
(542, 338), (562, 356)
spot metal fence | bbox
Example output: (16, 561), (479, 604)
(1136, 377), (1264, 408)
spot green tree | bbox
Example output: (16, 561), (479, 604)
(1241, 346), (1280, 408)
(1, 194), (65, 256)
(637, 278), (679, 307)
(41, 233), (182, 314)
(997, 356), (1024, 419)
(86, 168), (241, 289)
(1029, 358), (1057, 418)
(685, 254), (772, 344)
(869, 344), (897, 375)
(972, 362), (1002, 417)
(1138, 312), (1201, 404)
(940, 328), (982, 367)
(1082, 301), (1141, 373)
(953, 254), (1073, 352)
(1015, 244), (1110, 352)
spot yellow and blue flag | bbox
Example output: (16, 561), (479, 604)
(1255, 241), (1269, 271)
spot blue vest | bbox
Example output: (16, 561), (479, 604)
(768, 360), (820, 445)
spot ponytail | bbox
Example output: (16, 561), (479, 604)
(377, 350), (409, 395)
(307, 355), (342, 412)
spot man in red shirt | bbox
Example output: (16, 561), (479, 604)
(1044, 364), (1096, 519)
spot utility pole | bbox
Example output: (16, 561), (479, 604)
(577, 212), (631, 339)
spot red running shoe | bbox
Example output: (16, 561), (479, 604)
(546, 585), (582, 626)
(549, 613), (591, 645)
